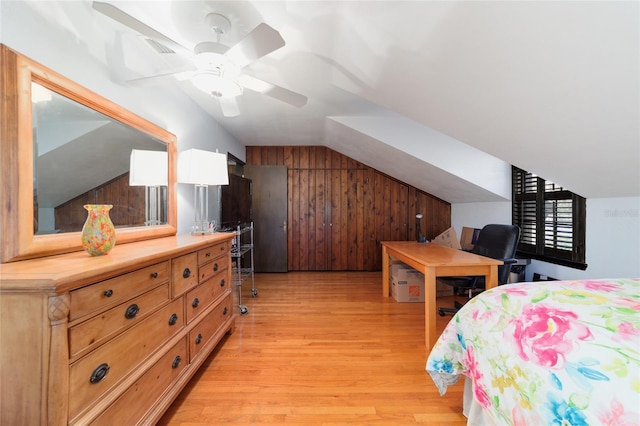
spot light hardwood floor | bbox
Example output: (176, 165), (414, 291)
(158, 272), (468, 425)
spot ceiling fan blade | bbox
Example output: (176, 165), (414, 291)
(219, 96), (241, 117)
(125, 69), (192, 85)
(92, 1), (192, 57)
(224, 23), (285, 68)
(239, 75), (307, 108)
(262, 85), (308, 108)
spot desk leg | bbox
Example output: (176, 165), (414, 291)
(382, 245), (389, 297)
(485, 265), (499, 290)
(424, 267), (437, 351)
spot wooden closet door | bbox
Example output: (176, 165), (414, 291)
(289, 168), (329, 271)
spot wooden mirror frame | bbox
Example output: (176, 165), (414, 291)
(0, 45), (177, 263)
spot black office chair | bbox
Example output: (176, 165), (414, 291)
(437, 224), (520, 316)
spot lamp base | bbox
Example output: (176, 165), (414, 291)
(190, 220), (217, 235)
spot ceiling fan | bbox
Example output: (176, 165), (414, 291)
(92, 1), (307, 117)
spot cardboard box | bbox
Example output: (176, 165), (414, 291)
(432, 227), (461, 249)
(392, 266), (424, 282)
(390, 261), (454, 300)
(389, 262), (412, 278)
(435, 278), (455, 297)
(460, 227), (482, 251)
(391, 275), (425, 302)
(390, 263), (424, 302)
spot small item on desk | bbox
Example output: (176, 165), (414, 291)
(432, 227), (461, 249)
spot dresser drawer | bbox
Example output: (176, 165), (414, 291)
(69, 284), (170, 360)
(70, 262), (169, 321)
(199, 254), (229, 283)
(189, 293), (233, 362)
(171, 252), (198, 297)
(90, 337), (188, 426)
(185, 270), (229, 324)
(197, 241), (228, 266)
(68, 297), (184, 421)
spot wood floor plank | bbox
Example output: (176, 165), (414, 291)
(158, 272), (467, 425)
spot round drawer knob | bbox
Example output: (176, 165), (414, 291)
(213, 263), (219, 272)
(151, 272), (158, 279)
(223, 307), (228, 315)
(182, 268), (191, 279)
(124, 303), (139, 319)
(103, 289), (113, 298)
(192, 298), (200, 308)
(195, 333), (202, 345)
(219, 279), (225, 287)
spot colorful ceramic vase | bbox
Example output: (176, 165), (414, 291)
(81, 204), (116, 256)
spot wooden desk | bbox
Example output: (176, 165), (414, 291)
(381, 241), (503, 351)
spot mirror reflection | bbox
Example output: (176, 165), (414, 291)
(32, 82), (168, 234)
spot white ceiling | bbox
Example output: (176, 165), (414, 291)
(9, 1), (640, 203)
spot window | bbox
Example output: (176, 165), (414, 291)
(512, 166), (587, 269)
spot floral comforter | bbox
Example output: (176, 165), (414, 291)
(426, 278), (640, 425)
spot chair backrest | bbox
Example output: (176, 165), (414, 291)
(471, 224), (521, 285)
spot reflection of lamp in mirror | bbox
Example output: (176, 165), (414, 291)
(129, 149), (168, 226)
(178, 149), (229, 235)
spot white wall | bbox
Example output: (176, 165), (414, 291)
(452, 197), (640, 281)
(0, 0), (245, 234)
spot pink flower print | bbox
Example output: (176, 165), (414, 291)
(503, 286), (529, 297)
(581, 280), (620, 292)
(613, 321), (640, 343)
(463, 345), (491, 408)
(598, 398), (640, 426)
(508, 305), (593, 368)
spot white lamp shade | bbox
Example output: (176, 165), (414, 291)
(129, 149), (168, 186)
(178, 149), (229, 186)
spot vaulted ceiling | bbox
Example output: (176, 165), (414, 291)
(5, 1), (640, 202)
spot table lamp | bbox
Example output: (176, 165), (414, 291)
(178, 148), (229, 235)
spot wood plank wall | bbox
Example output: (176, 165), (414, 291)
(246, 146), (451, 271)
(53, 172), (145, 232)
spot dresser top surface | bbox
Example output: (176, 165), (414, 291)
(0, 233), (234, 292)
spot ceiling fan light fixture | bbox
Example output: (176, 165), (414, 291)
(191, 71), (243, 98)
(205, 13), (231, 35)
(193, 42), (227, 69)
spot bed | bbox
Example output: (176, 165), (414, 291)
(426, 278), (640, 425)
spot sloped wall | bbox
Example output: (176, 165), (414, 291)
(247, 146), (451, 271)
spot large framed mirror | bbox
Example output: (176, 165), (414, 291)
(1, 44), (177, 263)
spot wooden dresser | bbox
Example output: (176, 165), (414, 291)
(0, 233), (235, 425)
